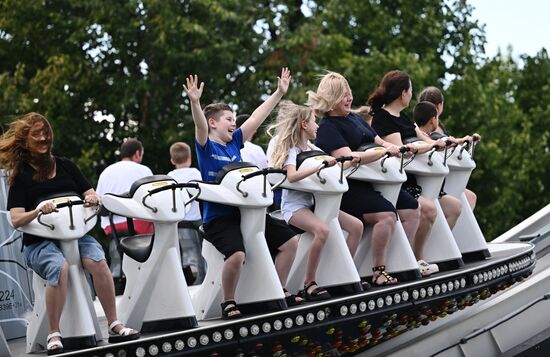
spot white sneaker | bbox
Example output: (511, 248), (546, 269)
(418, 260), (439, 276)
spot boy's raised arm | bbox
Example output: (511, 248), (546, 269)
(183, 75), (208, 147)
(241, 67), (291, 142)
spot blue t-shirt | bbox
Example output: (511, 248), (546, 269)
(195, 128), (244, 223)
(315, 112), (378, 153)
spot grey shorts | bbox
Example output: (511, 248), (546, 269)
(23, 235), (105, 286)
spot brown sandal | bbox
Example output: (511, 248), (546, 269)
(372, 265), (398, 286)
(221, 300), (242, 320)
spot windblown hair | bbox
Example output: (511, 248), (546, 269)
(169, 142), (191, 165)
(367, 70), (411, 115)
(353, 106), (372, 125)
(418, 86), (444, 106)
(0, 112), (54, 185)
(267, 100), (314, 169)
(306, 71), (350, 116)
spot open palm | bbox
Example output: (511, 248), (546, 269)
(183, 75), (204, 102)
(277, 67), (291, 95)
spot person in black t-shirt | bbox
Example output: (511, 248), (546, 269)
(0, 113), (139, 354)
(369, 70), (448, 277)
(308, 71), (421, 286)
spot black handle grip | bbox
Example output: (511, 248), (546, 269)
(336, 156), (354, 163)
(399, 146), (411, 153)
(55, 200), (84, 209)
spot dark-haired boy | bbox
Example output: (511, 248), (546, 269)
(413, 101), (439, 134)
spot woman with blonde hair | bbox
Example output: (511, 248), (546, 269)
(309, 72), (421, 286)
(1, 113), (139, 354)
(268, 100), (364, 299)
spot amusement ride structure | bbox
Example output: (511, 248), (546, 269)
(0, 138), (546, 357)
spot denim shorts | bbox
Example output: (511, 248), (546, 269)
(23, 234), (105, 286)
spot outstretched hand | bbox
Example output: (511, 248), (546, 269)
(183, 75), (204, 103)
(276, 67), (292, 95)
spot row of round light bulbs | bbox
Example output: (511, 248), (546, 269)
(472, 265), (509, 284)
(509, 256), (531, 273)
(128, 309), (330, 356)
(409, 278), (467, 301)
(106, 271), (502, 357)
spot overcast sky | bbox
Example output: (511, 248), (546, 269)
(468, 0), (549, 58)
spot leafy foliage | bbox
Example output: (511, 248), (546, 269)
(1, 0), (548, 238)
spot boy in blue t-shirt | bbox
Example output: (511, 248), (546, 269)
(183, 68), (302, 319)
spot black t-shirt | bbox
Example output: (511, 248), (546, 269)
(7, 156), (92, 246)
(315, 112), (378, 154)
(371, 108), (417, 142)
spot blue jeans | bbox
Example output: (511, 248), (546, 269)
(23, 235), (105, 286)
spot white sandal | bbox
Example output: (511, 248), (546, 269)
(46, 332), (64, 355)
(108, 320), (140, 343)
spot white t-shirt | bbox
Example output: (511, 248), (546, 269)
(96, 160), (153, 228)
(167, 167), (202, 221)
(281, 147), (315, 223)
(241, 141), (268, 169)
(266, 136), (278, 167)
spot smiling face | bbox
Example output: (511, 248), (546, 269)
(209, 110), (236, 143)
(333, 87), (353, 116)
(27, 120), (52, 155)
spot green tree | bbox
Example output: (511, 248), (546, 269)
(1, 0), (547, 240)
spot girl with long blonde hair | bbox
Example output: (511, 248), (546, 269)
(268, 100), (364, 300)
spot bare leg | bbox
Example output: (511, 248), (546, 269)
(363, 212), (396, 267)
(289, 208), (329, 294)
(440, 195), (462, 229)
(338, 211), (363, 256)
(46, 261), (69, 346)
(274, 236), (299, 288)
(465, 188), (477, 210)
(82, 258), (135, 333)
(414, 196), (437, 260)
(221, 251), (245, 302)
(398, 207), (421, 242)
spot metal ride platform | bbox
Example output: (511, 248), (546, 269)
(5, 241), (534, 357)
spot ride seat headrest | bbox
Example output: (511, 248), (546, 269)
(357, 143), (383, 152)
(403, 136), (422, 144)
(34, 191), (81, 208)
(296, 150), (326, 169)
(128, 175), (175, 197)
(429, 132), (447, 140)
(215, 162), (257, 183)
